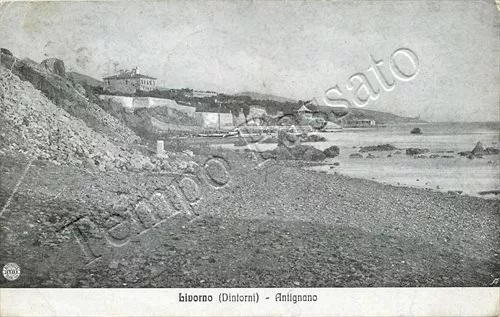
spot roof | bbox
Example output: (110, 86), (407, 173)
(103, 70), (156, 80)
(297, 105), (313, 112)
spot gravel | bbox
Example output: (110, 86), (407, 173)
(0, 151), (498, 287)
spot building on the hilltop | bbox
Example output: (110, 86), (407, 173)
(346, 119), (376, 127)
(103, 67), (156, 94)
(192, 90), (218, 98)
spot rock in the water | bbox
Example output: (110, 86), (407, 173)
(1, 48), (13, 56)
(303, 147), (327, 161)
(349, 153), (363, 159)
(41, 58), (66, 77)
(264, 143), (326, 161)
(471, 141), (485, 155)
(410, 127), (422, 134)
(303, 134), (326, 142)
(323, 145), (340, 158)
(406, 148), (430, 155)
(485, 147), (499, 155)
(359, 144), (398, 152)
(458, 143), (498, 157)
(458, 151), (472, 157)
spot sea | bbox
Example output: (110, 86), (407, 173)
(219, 122), (500, 198)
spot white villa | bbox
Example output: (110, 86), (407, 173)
(103, 67), (156, 94)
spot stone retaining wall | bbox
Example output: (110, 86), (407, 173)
(98, 95), (196, 116)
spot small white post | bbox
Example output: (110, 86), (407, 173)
(156, 140), (165, 157)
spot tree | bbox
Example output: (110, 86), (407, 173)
(242, 105), (250, 119)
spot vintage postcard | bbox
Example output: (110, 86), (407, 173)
(0, 0), (499, 316)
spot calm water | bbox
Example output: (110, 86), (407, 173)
(220, 122), (500, 198)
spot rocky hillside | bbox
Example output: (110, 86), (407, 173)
(0, 60), (189, 173)
(236, 91), (424, 124)
(0, 51), (138, 145)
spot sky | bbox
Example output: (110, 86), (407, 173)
(0, 0), (498, 122)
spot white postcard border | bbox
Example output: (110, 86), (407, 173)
(0, 287), (499, 317)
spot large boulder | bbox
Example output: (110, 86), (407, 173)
(41, 58), (66, 77)
(1, 48), (13, 56)
(273, 146), (295, 160)
(302, 146), (327, 161)
(263, 143), (326, 161)
(286, 144), (326, 161)
(323, 145), (340, 158)
(277, 129), (299, 147)
(127, 154), (154, 171)
(309, 117), (327, 130)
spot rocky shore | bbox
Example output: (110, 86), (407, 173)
(0, 150), (498, 287)
(0, 61), (190, 173)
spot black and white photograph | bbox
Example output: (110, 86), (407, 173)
(0, 0), (499, 315)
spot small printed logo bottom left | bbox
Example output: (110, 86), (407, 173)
(2, 262), (21, 281)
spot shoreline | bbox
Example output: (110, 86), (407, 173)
(196, 131), (500, 199)
(1, 152), (498, 287)
(305, 163), (500, 200)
